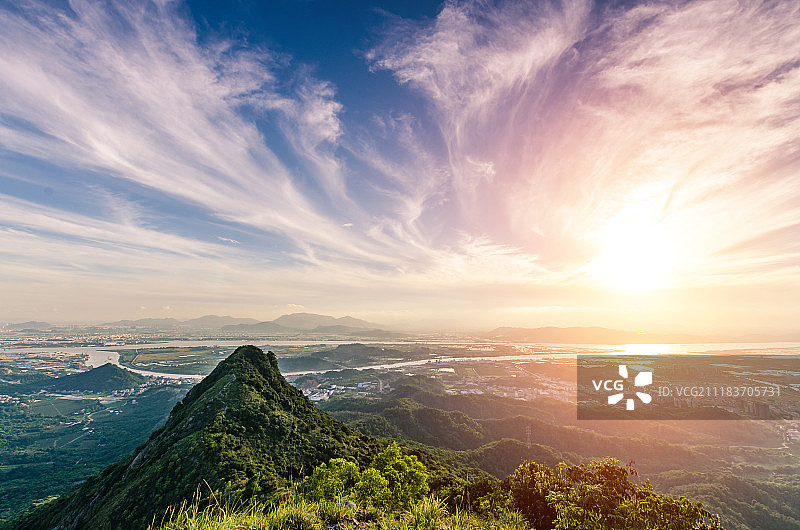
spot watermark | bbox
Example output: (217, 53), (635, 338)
(577, 354), (799, 420)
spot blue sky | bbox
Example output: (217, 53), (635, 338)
(1, 0), (799, 334)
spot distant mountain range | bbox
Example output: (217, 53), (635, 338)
(4, 315), (799, 342)
(104, 315), (260, 329)
(100, 312), (392, 336)
(1, 321), (53, 331)
(271, 312), (379, 329)
(219, 312), (400, 337)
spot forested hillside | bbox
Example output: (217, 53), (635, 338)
(320, 380), (800, 529)
(8, 346), (731, 530)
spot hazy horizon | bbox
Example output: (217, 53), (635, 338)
(1, 0), (799, 336)
(4, 311), (800, 339)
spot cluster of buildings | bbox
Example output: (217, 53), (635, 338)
(653, 392), (791, 419)
(0, 351), (85, 378)
(0, 394), (21, 404)
(301, 381), (382, 402)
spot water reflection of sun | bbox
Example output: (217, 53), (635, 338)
(623, 343), (672, 355)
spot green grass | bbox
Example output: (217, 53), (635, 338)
(153, 494), (529, 530)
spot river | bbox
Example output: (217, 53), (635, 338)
(4, 340), (800, 380)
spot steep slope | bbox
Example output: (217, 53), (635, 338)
(15, 346), (381, 530)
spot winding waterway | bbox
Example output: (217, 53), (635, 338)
(4, 340), (800, 381)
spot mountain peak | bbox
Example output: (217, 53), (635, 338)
(176, 345), (281, 408)
(221, 344), (280, 375)
(17, 345), (379, 530)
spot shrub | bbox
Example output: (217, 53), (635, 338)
(352, 467), (391, 510)
(297, 458), (360, 502)
(371, 442), (430, 511)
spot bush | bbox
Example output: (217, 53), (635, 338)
(298, 443), (430, 513)
(508, 458), (722, 530)
(371, 442), (430, 511)
(509, 460), (561, 528)
(352, 467), (391, 509)
(297, 458), (360, 502)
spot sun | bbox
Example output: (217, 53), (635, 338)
(588, 221), (677, 292)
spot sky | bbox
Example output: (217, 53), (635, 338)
(0, 0), (799, 334)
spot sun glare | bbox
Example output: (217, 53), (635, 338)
(589, 221), (677, 292)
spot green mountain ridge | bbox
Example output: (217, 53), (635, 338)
(13, 346), (382, 530)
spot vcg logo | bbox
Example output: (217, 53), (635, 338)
(591, 365), (653, 411)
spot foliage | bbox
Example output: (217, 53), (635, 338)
(408, 496), (447, 530)
(8, 348), (738, 530)
(298, 442), (429, 513)
(154, 456), (723, 530)
(0, 387), (186, 526)
(324, 380), (797, 529)
(264, 499), (321, 530)
(371, 442), (430, 511)
(314, 497), (357, 523)
(509, 460), (561, 527)
(507, 458), (722, 530)
(297, 458), (360, 502)
(352, 467), (390, 509)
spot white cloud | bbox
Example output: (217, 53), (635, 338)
(0, 0), (381, 266)
(1, 0), (799, 330)
(371, 0), (800, 285)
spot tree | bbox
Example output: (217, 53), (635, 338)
(509, 458), (722, 530)
(370, 442), (430, 511)
(298, 444), (430, 512)
(352, 467), (390, 509)
(298, 458), (360, 502)
(509, 460), (562, 529)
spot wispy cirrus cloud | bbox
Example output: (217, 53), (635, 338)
(1, 0), (799, 330)
(0, 0), (382, 266)
(371, 0), (800, 286)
